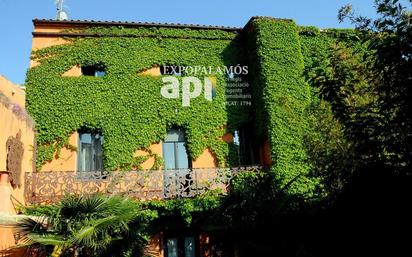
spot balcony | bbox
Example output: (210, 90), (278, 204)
(24, 166), (262, 204)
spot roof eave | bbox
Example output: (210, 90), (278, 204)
(32, 19), (242, 32)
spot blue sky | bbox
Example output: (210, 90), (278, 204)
(0, 0), (380, 84)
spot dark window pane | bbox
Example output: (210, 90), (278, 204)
(81, 66), (96, 76)
(184, 237), (195, 257)
(81, 65), (106, 77)
(166, 238), (178, 257)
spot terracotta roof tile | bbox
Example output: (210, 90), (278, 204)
(33, 19), (242, 32)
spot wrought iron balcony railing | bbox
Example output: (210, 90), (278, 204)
(24, 166), (262, 204)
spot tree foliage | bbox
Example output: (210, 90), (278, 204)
(338, 0), (412, 173)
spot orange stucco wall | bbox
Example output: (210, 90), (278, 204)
(30, 32), (69, 68)
(192, 148), (218, 168)
(0, 104), (34, 204)
(260, 138), (272, 166)
(62, 64), (82, 77)
(133, 142), (219, 170)
(0, 75), (25, 107)
(138, 66), (162, 76)
(145, 232), (164, 257)
(30, 24), (72, 68)
(222, 132), (233, 143)
(41, 137), (220, 172)
(0, 76), (35, 255)
(0, 75), (35, 184)
(41, 132), (78, 171)
(33, 24), (77, 33)
(29, 23), (259, 172)
(134, 143), (163, 170)
(31, 36), (68, 51)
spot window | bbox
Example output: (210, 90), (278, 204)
(233, 130), (240, 146)
(166, 237), (195, 257)
(77, 132), (104, 172)
(233, 125), (260, 165)
(163, 129), (191, 170)
(167, 238), (178, 257)
(184, 237), (195, 257)
(81, 65), (106, 77)
(163, 129), (192, 197)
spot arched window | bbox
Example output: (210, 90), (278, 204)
(163, 129), (191, 170)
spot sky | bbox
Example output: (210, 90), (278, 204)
(0, 0), (381, 85)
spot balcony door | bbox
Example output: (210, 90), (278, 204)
(163, 129), (191, 197)
(166, 236), (195, 257)
(163, 129), (190, 170)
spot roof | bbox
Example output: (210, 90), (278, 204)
(33, 19), (242, 32)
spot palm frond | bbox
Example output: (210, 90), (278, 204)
(11, 216), (50, 246)
(26, 233), (67, 247)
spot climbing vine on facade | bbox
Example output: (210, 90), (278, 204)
(26, 17), (362, 200)
(26, 26), (248, 170)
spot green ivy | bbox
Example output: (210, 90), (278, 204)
(26, 26), (248, 170)
(245, 18), (362, 197)
(246, 18), (316, 196)
(26, 18), (361, 200)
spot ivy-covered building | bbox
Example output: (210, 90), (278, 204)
(23, 16), (358, 257)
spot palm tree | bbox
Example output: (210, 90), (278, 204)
(14, 194), (156, 257)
